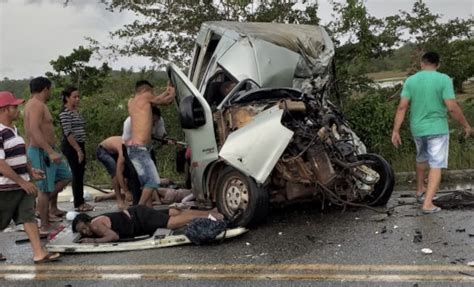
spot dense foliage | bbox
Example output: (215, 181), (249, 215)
(99, 0), (320, 67)
(344, 88), (474, 171)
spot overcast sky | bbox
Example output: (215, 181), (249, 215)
(0, 0), (472, 80)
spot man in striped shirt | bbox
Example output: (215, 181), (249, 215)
(0, 91), (60, 263)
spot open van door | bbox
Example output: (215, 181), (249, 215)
(167, 63), (218, 203)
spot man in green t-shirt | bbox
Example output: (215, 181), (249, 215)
(391, 51), (472, 214)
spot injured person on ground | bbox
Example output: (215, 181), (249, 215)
(72, 205), (223, 243)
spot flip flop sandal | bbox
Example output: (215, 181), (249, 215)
(34, 253), (60, 264)
(53, 210), (67, 217)
(39, 229), (51, 236)
(422, 206), (442, 214)
(415, 194), (439, 204)
(48, 216), (63, 223)
(76, 204), (94, 212)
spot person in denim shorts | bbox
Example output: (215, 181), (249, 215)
(96, 136), (130, 209)
(126, 80), (175, 206)
(391, 52), (472, 213)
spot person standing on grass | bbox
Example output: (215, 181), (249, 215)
(59, 87), (93, 212)
(0, 91), (60, 264)
(24, 77), (72, 234)
(391, 51), (472, 214)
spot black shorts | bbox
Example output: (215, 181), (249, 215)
(0, 189), (36, 230)
(128, 206), (170, 236)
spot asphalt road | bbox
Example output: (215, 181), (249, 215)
(1, 185), (473, 287)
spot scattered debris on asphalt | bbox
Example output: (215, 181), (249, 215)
(455, 228), (466, 233)
(413, 230), (423, 243)
(421, 248), (433, 254)
(450, 258), (466, 265)
(434, 191), (474, 209)
(369, 214), (388, 222)
(306, 235), (317, 243)
(467, 261), (474, 267)
(398, 198), (417, 205)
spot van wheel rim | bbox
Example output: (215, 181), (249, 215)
(224, 177), (249, 212)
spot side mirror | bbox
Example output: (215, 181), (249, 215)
(179, 96), (206, 129)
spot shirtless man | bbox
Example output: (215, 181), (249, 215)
(96, 136), (131, 209)
(122, 106), (167, 145)
(24, 77), (72, 233)
(126, 80), (175, 206)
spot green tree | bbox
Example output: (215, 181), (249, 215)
(98, 0), (319, 68)
(395, 0), (474, 92)
(327, 0), (401, 99)
(0, 78), (30, 99)
(46, 46), (111, 95)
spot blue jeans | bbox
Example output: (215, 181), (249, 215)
(96, 145), (117, 177)
(126, 145), (160, 189)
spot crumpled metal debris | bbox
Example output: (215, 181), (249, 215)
(434, 191), (474, 209)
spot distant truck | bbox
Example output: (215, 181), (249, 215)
(167, 21), (395, 226)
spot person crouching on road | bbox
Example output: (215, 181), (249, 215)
(96, 136), (131, 210)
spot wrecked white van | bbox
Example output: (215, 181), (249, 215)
(168, 21), (394, 226)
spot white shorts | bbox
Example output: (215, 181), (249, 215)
(414, 134), (449, 168)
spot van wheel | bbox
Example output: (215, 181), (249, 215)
(216, 166), (269, 227)
(358, 153), (395, 206)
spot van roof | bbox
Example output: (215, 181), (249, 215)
(200, 21), (333, 59)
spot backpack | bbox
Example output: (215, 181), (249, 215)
(184, 218), (228, 245)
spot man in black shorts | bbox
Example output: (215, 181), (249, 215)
(0, 91), (60, 263)
(72, 206), (223, 243)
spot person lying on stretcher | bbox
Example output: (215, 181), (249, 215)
(72, 205), (223, 243)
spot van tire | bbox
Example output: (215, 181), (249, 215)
(216, 166), (269, 226)
(358, 153), (395, 206)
